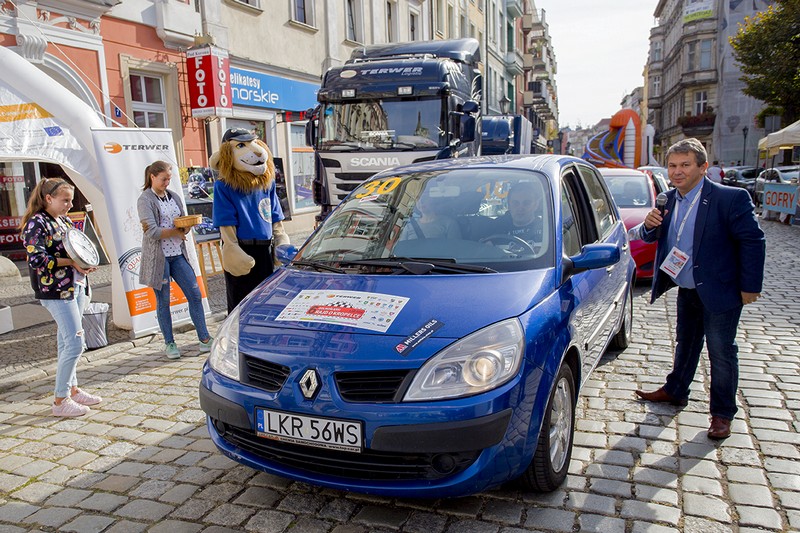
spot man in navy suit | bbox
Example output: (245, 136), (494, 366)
(634, 138), (765, 440)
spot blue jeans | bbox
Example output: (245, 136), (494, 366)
(664, 288), (743, 420)
(41, 285), (89, 398)
(154, 254), (210, 344)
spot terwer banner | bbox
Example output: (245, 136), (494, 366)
(91, 128), (210, 337)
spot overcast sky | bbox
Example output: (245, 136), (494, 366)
(534, 0), (657, 129)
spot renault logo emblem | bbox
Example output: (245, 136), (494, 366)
(299, 369), (319, 399)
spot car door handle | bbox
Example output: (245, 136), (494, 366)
(606, 265), (615, 274)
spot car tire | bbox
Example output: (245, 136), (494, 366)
(610, 284), (633, 350)
(518, 363), (575, 492)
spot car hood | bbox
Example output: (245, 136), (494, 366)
(619, 207), (651, 231)
(238, 268), (553, 341)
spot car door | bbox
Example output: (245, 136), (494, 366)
(573, 164), (628, 362)
(559, 166), (611, 382)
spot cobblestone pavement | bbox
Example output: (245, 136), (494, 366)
(0, 221), (797, 532)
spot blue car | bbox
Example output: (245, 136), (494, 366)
(200, 155), (635, 498)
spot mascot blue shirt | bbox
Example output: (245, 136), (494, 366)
(213, 179), (284, 240)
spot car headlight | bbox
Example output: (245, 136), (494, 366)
(209, 307), (240, 381)
(404, 318), (525, 401)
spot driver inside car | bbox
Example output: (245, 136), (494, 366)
(490, 181), (544, 246)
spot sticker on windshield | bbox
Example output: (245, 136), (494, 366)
(395, 319), (444, 355)
(275, 290), (409, 333)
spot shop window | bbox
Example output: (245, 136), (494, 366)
(130, 73), (166, 128)
(289, 124), (316, 212)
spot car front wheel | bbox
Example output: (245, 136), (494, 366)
(519, 363), (576, 492)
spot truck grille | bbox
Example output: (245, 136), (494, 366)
(335, 369), (411, 403)
(218, 424), (480, 481)
(242, 356), (291, 392)
(332, 172), (377, 200)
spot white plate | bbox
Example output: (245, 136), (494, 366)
(255, 408), (362, 453)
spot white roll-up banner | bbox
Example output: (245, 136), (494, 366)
(91, 128), (210, 337)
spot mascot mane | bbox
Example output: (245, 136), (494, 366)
(211, 139), (275, 193)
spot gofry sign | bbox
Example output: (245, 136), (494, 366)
(186, 45), (233, 118)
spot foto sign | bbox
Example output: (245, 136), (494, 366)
(763, 182), (798, 214)
(186, 45), (233, 118)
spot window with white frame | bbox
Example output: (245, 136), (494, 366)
(687, 41), (696, 71)
(448, 4), (454, 38)
(651, 40), (662, 62)
(346, 0), (363, 42)
(694, 91), (708, 115)
(130, 73), (166, 128)
(386, 1), (394, 42)
(292, 0), (314, 25)
(699, 39), (712, 69)
(409, 10), (419, 40)
(289, 124), (315, 212)
(652, 75), (661, 97)
(436, 0), (445, 34)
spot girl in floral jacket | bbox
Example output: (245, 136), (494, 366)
(20, 178), (101, 417)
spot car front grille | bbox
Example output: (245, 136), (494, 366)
(217, 423), (480, 481)
(242, 356), (290, 393)
(335, 369), (412, 403)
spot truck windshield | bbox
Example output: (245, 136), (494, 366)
(319, 98), (446, 150)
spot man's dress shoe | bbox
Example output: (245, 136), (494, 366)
(634, 387), (689, 407)
(708, 416), (732, 439)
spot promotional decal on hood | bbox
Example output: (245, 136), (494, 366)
(275, 290), (409, 333)
(395, 319), (444, 355)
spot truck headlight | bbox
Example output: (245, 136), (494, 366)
(209, 307), (240, 381)
(404, 319), (524, 401)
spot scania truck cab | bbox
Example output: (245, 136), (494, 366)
(306, 38), (482, 221)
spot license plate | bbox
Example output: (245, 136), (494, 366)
(255, 408), (363, 453)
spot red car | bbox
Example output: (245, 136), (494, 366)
(599, 167), (658, 280)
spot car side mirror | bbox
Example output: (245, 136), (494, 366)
(275, 244), (299, 265)
(562, 243), (620, 281)
(462, 100), (479, 115)
(305, 120), (317, 147)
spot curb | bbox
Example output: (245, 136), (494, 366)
(0, 310), (228, 393)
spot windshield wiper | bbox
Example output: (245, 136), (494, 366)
(338, 257), (497, 274)
(292, 260), (346, 273)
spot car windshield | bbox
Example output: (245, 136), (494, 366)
(319, 98), (446, 150)
(602, 174), (653, 208)
(296, 168), (554, 273)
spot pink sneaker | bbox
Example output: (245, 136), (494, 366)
(71, 389), (102, 406)
(52, 398), (90, 417)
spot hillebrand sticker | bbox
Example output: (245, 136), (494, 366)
(395, 319), (444, 355)
(275, 290), (408, 333)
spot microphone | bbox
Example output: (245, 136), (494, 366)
(655, 193), (668, 239)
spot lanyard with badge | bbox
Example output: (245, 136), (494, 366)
(660, 190), (701, 279)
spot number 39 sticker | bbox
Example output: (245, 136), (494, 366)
(355, 177), (402, 199)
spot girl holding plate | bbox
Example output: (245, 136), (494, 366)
(19, 178), (101, 417)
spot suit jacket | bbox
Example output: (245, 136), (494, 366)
(642, 177), (765, 313)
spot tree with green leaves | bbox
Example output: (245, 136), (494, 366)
(729, 0), (800, 126)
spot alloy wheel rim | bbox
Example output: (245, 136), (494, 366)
(548, 376), (572, 472)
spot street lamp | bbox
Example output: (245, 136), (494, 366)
(499, 95), (511, 115)
(742, 125), (749, 165)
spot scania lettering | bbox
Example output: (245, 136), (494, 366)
(306, 39), (483, 221)
(351, 157), (401, 168)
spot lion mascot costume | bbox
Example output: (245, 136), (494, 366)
(211, 128), (290, 312)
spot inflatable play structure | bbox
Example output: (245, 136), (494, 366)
(582, 109), (656, 168)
